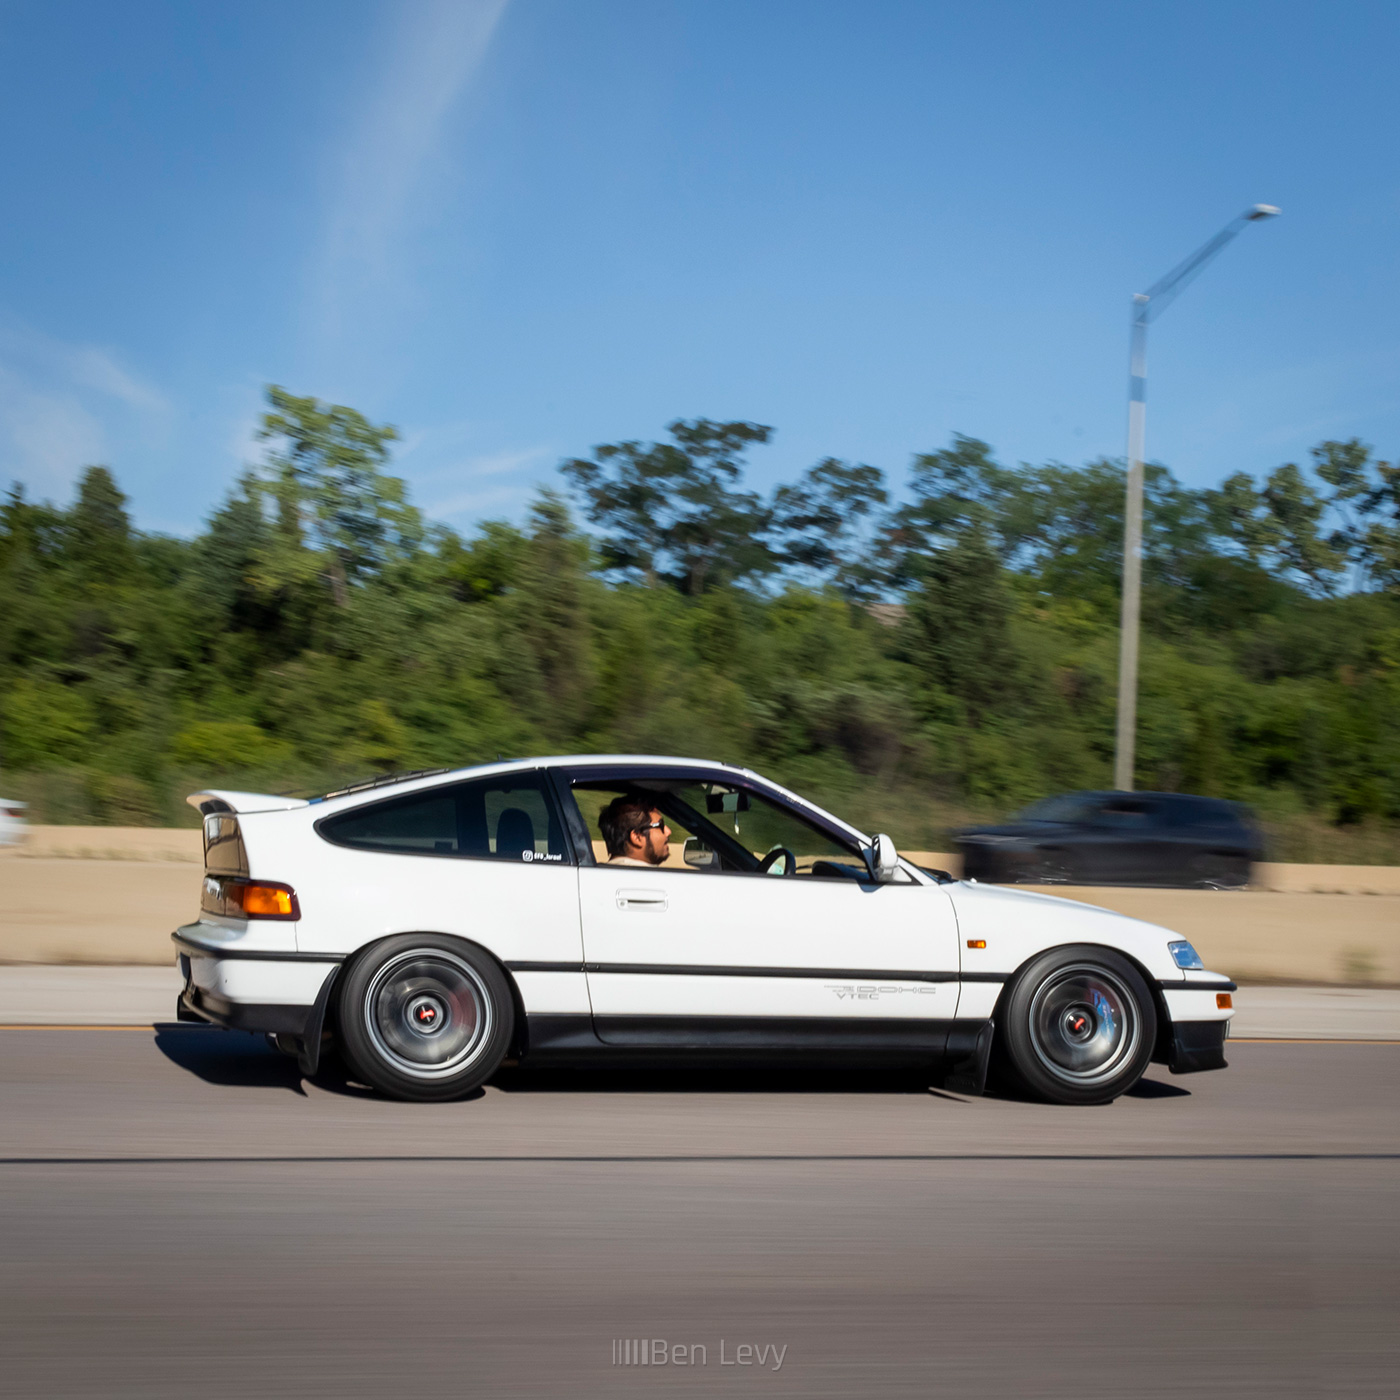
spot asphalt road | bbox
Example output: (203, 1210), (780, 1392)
(1, 1029), (1397, 1398)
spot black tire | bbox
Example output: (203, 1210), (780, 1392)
(999, 945), (1156, 1104)
(337, 934), (514, 1102)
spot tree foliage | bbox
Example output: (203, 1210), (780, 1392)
(1, 388), (1398, 849)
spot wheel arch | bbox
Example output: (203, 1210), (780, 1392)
(333, 928), (528, 1057)
(990, 939), (1173, 1061)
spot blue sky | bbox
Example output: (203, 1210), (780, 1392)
(1, 0), (1397, 536)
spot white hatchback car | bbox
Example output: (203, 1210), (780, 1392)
(173, 756), (1235, 1104)
(0, 797), (28, 847)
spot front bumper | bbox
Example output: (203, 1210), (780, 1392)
(1167, 1019), (1229, 1074)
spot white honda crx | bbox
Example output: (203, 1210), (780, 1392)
(173, 756), (1235, 1104)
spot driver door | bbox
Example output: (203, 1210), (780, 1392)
(567, 776), (962, 1048)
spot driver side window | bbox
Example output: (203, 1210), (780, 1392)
(569, 780), (867, 880)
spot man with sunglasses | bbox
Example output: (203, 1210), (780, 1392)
(598, 794), (673, 866)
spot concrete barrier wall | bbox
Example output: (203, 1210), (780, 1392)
(904, 852), (1400, 896)
(2, 830), (1397, 983)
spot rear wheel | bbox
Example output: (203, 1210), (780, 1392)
(337, 934), (514, 1102)
(1000, 946), (1156, 1104)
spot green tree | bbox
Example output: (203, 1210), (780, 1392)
(255, 386), (420, 605)
(901, 526), (1016, 725)
(770, 458), (890, 600)
(895, 434), (1020, 573)
(561, 418), (774, 594)
(68, 467), (134, 580)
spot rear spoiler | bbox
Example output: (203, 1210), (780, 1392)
(187, 789), (310, 816)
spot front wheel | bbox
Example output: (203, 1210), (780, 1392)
(337, 934), (514, 1102)
(999, 946), (1156, 1104)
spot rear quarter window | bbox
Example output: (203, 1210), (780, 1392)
(317, 775), (569, 863)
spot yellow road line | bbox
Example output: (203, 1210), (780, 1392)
(0, 1023), (161, 1031)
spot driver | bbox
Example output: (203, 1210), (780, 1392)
(598, 794), (672, 867)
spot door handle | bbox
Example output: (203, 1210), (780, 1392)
(616, 888), (668, 912)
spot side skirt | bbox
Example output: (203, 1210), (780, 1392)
(521, 1013), (997, 1087)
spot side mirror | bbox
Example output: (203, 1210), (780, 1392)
(871, 833), (900, 882)
(683, 837), (717, 868)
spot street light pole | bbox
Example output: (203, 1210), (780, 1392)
(1112, 203), (1280, 792)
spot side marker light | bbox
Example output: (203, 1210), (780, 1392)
(967, 939), (987, 949)
(240, 883), (296, 918)
(1216, 993), (1233, 1010)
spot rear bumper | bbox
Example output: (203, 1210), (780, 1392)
(173, 929), (342, 1042)
(178, 983), (317, 1037)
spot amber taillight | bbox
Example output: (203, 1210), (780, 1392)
(202, 876), (300, 920)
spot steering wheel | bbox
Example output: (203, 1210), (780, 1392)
(758, 847), (797, 876)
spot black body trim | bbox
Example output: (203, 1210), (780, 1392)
(942, 1019), (995, 1095)
(593, 1015), (954, 1050)
(1168, 1019), (1229, 1074)
(507, 960), (959, 982)
(524, 1013), (606, 1053)
(547, 766), (594, 863)
(175, 995), (203, 1023)
(297, 966), (342, 1076)
(1161, 978), (1239, 992)
(178, 985), (315, 1037)
(521, 1014), (998, 1086)
(958, 972), (1009, 983)
(171, 931), (345, 964)
(596, 963), (957, 982)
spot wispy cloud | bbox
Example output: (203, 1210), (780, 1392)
(419, 444), (554, 522)
(0, 321), (171, 499)
(311, 0), (510, 355)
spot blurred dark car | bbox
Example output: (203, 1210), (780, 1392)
(956, 791), (1264, 889)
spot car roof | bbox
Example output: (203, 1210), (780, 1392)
(299, 754), (872, 847)
(296, 755), (768, 815)
(190, 756), (755, 815)
(314, 754), (749, 799)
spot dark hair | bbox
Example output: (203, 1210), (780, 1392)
(598, 794), (659, 859)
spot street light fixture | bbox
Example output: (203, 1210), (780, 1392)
(1112, 203), (1280, 791)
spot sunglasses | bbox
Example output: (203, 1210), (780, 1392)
(635, 820), (669, 833)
